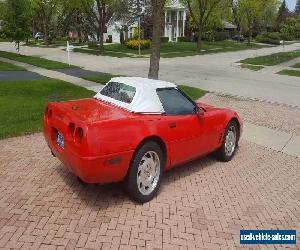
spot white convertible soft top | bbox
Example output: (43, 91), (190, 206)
(94, 77), (177, 113)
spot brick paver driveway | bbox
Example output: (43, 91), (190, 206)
(0, 133), (299, 250)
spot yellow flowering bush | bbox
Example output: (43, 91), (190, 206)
(125, 39), (151, 50)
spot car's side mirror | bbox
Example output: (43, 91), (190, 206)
(195, 106), (204, 119)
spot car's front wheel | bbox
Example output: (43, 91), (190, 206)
(125, 142), (164, 203)
(216, 120), (239, 162)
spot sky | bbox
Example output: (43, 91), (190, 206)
(286, 0), (297, 10)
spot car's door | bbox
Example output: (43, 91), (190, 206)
(156, 88), (220, 168)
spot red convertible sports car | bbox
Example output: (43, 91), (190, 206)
(44, 77), (242, 202)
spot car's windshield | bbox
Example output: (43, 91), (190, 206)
(99, 82), (136, 104)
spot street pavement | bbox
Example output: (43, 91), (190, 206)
(1, 42), (300, 107)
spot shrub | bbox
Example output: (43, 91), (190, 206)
(203, 31), (228, 41)
(202, 31), (214, 41)
(256, 32), (281, 45)
(280, 17), (300, 40)
(125, 39), (151, 50)
(106, 35), (112, 43)
(132, 28), (139, 39)
(161, 37), (169, 43)
(177, 37), (189, 42)
(88, 42), (99, 49)
(214, 31), (229, 41)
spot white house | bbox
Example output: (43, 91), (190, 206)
(164, 0), (188, 41)
(106, 15), (139, 43)
(106, 0), (188, 44)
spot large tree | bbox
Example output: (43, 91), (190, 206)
(2, 0), (32, 52)
(183, 0), (229, 51)
(148, 0), (166, 79)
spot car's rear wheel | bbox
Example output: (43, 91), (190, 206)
(216, 120), (239, 162)
(125, 142), (164, 203)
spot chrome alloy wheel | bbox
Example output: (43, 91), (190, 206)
(137, 151), (160, 196)
(224, 126), (236, 157)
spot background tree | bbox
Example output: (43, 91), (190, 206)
(230, 0), (242, 35)
(280, 16), (300, 40)
(58, 0), (94, 43)
(31, 0), (59, 46)
(277, 0), (290, 25)
(295, 0), (300, 15)
(2, 0), (32, 52)
(183, 0), (229, 51)
(148, 0), (166, 79)
(237, 0), (263, 45)
(261, 0), (279, 32)
(81, 0), (117, 51)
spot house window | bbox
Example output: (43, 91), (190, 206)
(179, 11), (183, 20)
(166, 12), (171, 23)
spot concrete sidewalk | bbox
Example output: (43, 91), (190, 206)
(0, 57), (103, 93)
(243, 122), (300, 158)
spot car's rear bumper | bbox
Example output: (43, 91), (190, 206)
(44, 133), (134, 184)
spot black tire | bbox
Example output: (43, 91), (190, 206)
(124, 141), (164, 203)
(216, 120), (239, 162)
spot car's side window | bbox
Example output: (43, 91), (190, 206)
(157, 88), (196, 115)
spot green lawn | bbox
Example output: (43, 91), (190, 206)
(239, 50), (300, 66)
(277, 69), (300, 77)
(0, 79), (94, 139)
(292, 62), (300, 68)
(74, 41), (266, 58)
(240, 64), (264, 71)
(0, 51), (74, 69)
(178, 85), (207, 100)
(0, 61), (26, 71)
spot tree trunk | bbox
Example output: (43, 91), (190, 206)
(99, 27), (104, 51)
(148, 0), (165, 80)
(247, 25), (252, 46)
(197, 26), (203, 52)
(43, 22), (49, 46)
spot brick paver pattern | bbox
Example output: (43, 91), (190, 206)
(0, 134), (299, 249)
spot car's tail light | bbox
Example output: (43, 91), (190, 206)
(68, 123), (75, 137)
(75, 127), (84, 143)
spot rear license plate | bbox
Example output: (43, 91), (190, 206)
(56, 131), (64, 149)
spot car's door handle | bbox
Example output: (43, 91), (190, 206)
(169, 122), (177, 128)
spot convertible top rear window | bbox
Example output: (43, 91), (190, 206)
(100, 82), (136, 104)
